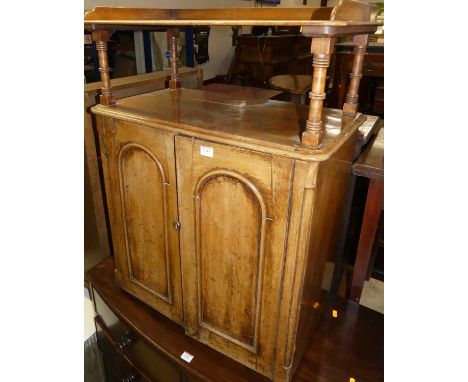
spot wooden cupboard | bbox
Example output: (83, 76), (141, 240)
(86, 3), (380, 380)
(94, 88), (364, 381)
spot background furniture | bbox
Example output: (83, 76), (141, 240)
(328, 116), (381, 297)
(89, 257), (383, 382)
(328, 42), (384, 118)
(84, 68), (203, 279)
(203, 82), (282, 100)
(84, 28), (196, 83)
(350, 128), (384, 302)
(269, 74), (312, 103)
(230, 34), (312, 87)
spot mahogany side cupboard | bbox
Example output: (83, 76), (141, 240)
(84, 2), (381, 381)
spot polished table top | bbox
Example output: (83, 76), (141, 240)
(353, 126), (384, 180)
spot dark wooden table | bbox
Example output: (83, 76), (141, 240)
(88, 257), (383, 382)
(350, 127), (384, 301)
(231, 34), (313, 87)
(203, 83), (283, 100)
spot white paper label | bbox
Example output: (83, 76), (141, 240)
(180, 351), (194, 363)
(200, 146), (214, 157)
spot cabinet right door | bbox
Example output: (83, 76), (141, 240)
(175, 136), (294, 378)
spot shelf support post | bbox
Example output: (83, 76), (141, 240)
(343, 34), (369, 116)
(302, 37), (336, 148)
(167, 28), (182, 89)
(91, 30), (116, 106)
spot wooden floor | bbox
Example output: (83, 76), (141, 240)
(88, 258), (383, 382)
(294, 297), (383, 382)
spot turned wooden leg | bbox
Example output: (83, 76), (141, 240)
(350, 178), (384, 302)
(91, 30), (116, 106)
(167, 29), (181, 89)
(302, 38), (336, 147)
(343, 34), (369, 116)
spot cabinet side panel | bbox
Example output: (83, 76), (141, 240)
(291, 130), (358, 376)
(272, 160), (318, 382)
(95, 117), (134, 295)
(84, 94), (112, 273)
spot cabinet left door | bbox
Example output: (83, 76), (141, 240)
(97, 118), (183, 324)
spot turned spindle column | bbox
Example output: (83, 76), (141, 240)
(342, 34), (369, 115)
(302, 38), (336, 148)
(167, 29), (181, 89)
(91, 30), (116, 106)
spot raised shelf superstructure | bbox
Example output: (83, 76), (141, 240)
(84, 0), (381, 148)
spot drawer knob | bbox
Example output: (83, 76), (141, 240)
(121, 371), (138, 382)
(116, 332), (134, 351)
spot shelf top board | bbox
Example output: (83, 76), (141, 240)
(84, 6), (381, 28)
(91, 88), (367, 162)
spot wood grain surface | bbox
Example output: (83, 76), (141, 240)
(353, 127), (384, 179)
(203, 83), (282, 100)
(175, 137), (296, 378)
(92, 88), (366, 162)
(84, 6), (375, 26)
(97, 119), (184, 325)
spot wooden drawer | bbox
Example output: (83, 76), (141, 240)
(94, 290), (184, 382)
(97, 323), (142, 382)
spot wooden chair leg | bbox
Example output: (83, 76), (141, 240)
(350, 178), (384, 302)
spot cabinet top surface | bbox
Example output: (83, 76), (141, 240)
(92, 88), (365, 161)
